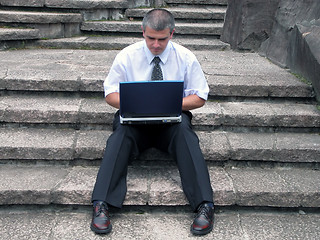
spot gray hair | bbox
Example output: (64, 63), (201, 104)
(142, 9), (175, 33)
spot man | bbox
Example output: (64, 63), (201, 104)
(90, 9), (214, 236)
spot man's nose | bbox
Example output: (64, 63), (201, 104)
(153, 40), (160, 47)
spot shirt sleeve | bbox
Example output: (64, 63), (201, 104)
(183, 52), (209, 100)
(103, 52), (127, 97)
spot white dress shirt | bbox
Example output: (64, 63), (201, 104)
(104, 40), (209, 100)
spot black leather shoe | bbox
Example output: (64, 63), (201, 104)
(190, 202), (214, 235)
(90, 201), (112, 234)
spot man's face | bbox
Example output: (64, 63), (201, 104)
(143, 26), (174, 55)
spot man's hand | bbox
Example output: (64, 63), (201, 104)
(182, 94), (205, 111)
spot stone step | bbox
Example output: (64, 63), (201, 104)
(0, 0), (128, 9)
(0, 10), (82, 38)
(81, 21), (223, 36)
(165, 0), (228, 5)
(31, 35), (230, 51)
(1, 128), (319, 163)
(0, 49), (313, 99)
(0, 10), (82, 24)
(1, 95), (319, 128)
(0, 164), (319, 207)
(0, 27), (39, 41)
(125, 7), (226, 21)
(1, 206), (319, 240)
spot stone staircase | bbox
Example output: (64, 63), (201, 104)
(0, 0), (229, 50)
(1, 0), (320, 239)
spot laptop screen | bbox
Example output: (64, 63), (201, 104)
(119, 81), (184, 118)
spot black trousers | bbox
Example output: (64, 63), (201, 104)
(92, 111), (213, 211)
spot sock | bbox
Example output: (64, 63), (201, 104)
(93, 200), (107, 208)
(203, 201), (214, 208)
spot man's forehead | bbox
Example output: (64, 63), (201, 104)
(144, 26), (171, 33)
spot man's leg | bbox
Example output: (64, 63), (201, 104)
(91, 112), (150, 234)
(156, 112), (214, 236)
(156, 112), (213, 210)
(92, 112), (149, 207)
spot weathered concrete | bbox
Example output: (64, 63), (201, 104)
(0, 1), (127, 21)
(0, 165), (319, 207)
(0, 10), (83, 24)
(0, 0), (45, 7)
(221, 0), (280, 50)
(260, 0), (320, 67)
(32, 36), (230, 51)
(126, 7), (226, 20)
(165, 0), (228, 5)
(1, 128), (319, 162)
(229, 167), (320, 207)
(0, 28), (39, 41)
(0, 10), (82, 38)
(81, 21), (223, 36)
(0, 206), (319, 240)
(222, 0), (320, 100)
(45, 0), (129, 9)
(207, 75), (313, 98)
(0, 49), (313, 98)
(288, 21), (320, 101)
(0, 0), (129, 9)
(1, 95), (319, 128)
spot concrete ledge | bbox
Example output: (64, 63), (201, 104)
(288, 22), (320, 101)
(175, 22), (223, 35)
(0, 207), (319, 240)
(0, 0), (128, 9)
(0, 11), (82, 38)
(45, 0), (128, 9)
(165, 0), (228, 5)
(1, 49), (312, 98)
(81, 21), (223, 35)
(0, 165), (319, 207)
(1, 70), (312, 97)
(1, 95), (319, 128)
(0, 28), (39, 40)
(126, 7), (226, 20)
(208, 75), (314, 98)
(193, 101), (320, 128)
(0, 128), (319, 163)
(0, 10), (82, 24)
(0, 0), (45, 7)
(32, 36), (230, 51)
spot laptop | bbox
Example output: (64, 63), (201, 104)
(119, 80), (184, 124)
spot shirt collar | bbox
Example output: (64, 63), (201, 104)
(144, 41), (172, 65)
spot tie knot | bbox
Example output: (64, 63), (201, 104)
(153, 56), (161, 64)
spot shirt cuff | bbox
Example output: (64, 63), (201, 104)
(184, 89), (208, 101)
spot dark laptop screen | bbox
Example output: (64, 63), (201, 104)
(120, 81), (183, 118)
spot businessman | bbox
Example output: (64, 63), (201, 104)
(91, 8), (214, 236)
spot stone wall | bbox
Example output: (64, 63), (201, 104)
(221, 0), (320, 101)
(221, 0), (280, 51)
(287, 21), (320, 100)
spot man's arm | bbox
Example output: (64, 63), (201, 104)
(106, 92), (205, 111)
(182, 94), (205, 111)
(106, 92), (120, 109)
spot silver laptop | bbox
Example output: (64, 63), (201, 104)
(119, 80), (184, 124)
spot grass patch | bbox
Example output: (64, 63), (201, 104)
(291, 72), (312, 85)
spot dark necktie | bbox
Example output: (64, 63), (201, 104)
(151, 56), (163, 81)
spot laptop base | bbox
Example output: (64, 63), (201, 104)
(120, 116), (182, 125)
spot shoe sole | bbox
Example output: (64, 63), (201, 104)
(190, 225), (213, 236)
(90, 223), (112, 234)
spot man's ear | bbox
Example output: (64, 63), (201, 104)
(170, 28), (175, 38)
(141, 26), (145, 36)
